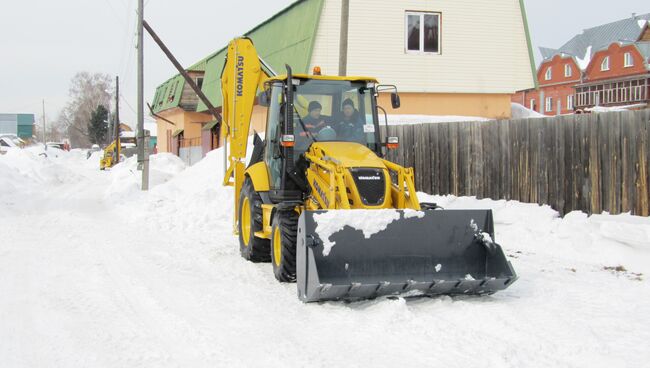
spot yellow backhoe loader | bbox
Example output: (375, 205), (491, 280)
(220, 38), (517, 302)
(100, 135), (137, 170)
(99, 138), (120, 170)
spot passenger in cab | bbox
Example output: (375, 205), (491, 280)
(333, 98), (364, 142)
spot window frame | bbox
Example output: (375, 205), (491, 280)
(545, 97), (553, 112)
(601, 56), (610, 71)
(529, 98), (536, 111)
(405, 11), (442, 55)
(564, 64), (572, 78)
(544, 67), (552, 81)
(624, 52), (634, 68)
(567, 94), (574, 110)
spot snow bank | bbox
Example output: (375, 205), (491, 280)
(0, 147), (80, 187)
(379, 103), (547, 125)
(418, 193), (650, 274)
(104, 153), (186, 199)
(585, 103), (647, 112)
(2, 134), (650, 366)
(385, 114), (491, 125)
(511, 102), (545, 119)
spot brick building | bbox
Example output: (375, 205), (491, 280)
(575, 42), (650, 110)
(513, 13), (650, 115)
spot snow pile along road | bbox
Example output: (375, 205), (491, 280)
(1, 146), (649, 367)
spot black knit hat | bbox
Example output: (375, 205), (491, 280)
(342, 98), (355, 108)
(308, 101), (322, 112)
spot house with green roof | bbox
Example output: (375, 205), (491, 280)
(152, 0), (536, 160)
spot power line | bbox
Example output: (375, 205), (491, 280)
(120, 94), (155, 122)
(102, 0), (127, 26)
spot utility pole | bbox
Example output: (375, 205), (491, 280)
(338, 0), (350, 76)
(115, 75), (121, 164)
(137, 0), (149, 190)
(42, 99), (47, 150)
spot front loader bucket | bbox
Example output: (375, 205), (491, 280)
(296, 209), (517, 302)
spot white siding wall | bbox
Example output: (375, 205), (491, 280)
(0, 114), (18, 135)
(310, 0), (535, 94)
(309, 0), (342, 76)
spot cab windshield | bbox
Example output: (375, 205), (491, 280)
(292, 79), (378, 155)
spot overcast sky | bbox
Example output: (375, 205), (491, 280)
(0, 0), (647, 127)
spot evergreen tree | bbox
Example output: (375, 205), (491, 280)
(88, 105), (109, 145)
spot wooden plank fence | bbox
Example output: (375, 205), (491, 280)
(384, 109), (650, 216)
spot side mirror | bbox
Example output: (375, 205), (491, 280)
(386, 136), (399, 150)
(391, 92), (401, 109)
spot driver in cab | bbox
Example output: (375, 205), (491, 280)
(301, 101), (327, 135)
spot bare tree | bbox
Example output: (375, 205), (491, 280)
(33, 118), (66, 143)
(59, 72), (113, 148)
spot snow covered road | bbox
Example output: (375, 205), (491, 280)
(1, 148), (649, 367)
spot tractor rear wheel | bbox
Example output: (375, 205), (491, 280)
(271, 209), (298, 282)
(238, 177), (270, 262)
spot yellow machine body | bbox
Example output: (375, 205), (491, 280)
(99, 138), (120, 170)
(219, 37), (517, 302)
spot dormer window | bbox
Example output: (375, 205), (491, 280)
(544, 67), (552, 80)
(624, 52), (634, 67)
(564, 64), (572, 77)
(601, 56), (610, 71)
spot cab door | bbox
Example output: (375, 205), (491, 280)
(264, 83), (284, 189)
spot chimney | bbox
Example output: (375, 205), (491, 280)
(632, 13), (637, 19)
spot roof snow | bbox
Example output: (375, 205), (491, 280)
(540, 13), (650, 63)
(576, 45), (593, 70)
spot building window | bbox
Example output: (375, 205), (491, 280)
(601, 56), (610, 71)
(544, 67), (552, 80)
(564, 64), (572, 77)
(405, 12), (441, 54)
(567, 95), (574, 110)
(196, 77), (204, 89)
(530, 99), (536, 111)
(545, 97), (553, 112)
(624, 52), (634, 67)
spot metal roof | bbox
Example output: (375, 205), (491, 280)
(540, 13), (650, 60)
(152, 74), (185, 113)
(152, 0), (324, 114)
(635, 41), (650, 59)
(196, 0), (324, 111)
(201, 120), (219, 131)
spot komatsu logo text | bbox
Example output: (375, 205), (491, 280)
(312, 180), (329, 207)
(236, 56), (244, 97)
(358, 176), (381, 180)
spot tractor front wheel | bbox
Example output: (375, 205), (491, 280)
(270, 209), (298, 282)
(238, 178), (270, 262)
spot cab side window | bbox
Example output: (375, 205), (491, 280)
(264, 84), (284, 189)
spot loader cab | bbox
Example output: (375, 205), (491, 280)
(262, 75), (385, 196)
